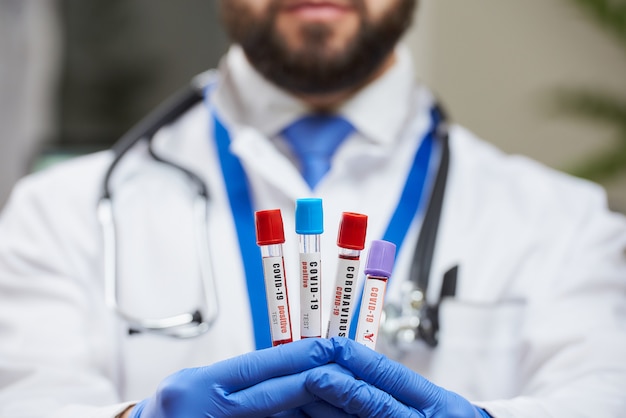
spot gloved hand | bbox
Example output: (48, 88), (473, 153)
(304, 337), (491, 418)
(128, 338), (345, 418)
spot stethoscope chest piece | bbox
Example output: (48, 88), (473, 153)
(381, 280), (438, 350)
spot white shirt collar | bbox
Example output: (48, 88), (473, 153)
(213, 43), (416, 146)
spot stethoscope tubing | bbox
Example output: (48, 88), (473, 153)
(99, 73), (217, 338)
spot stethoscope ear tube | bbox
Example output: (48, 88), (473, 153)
(408, 106), (451, 347)
(98, 197), (118, 311)
(102, 83), (205, 200)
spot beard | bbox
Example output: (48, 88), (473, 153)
(220, 0), (417, 96)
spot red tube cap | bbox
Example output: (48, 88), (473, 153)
(255, 209), (285, 246)
(337, 212), (368, 250)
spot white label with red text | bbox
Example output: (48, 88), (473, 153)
(326, 257), (361, 338)
(300, 252), (322, 338)
(262, 256), (292, 343)
(355, 276), (388, 350)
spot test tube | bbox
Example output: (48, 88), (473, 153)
(326, 212), (368, 338)
(296, 198), (324, 339)
(255, 209), (293, 346)
(355, 240), (396, 350)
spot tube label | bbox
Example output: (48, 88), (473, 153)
(326, 257), (360, 338)
(300, 252), (322, 338)
(262, 256), (292, 344)
(355, 276), (388, 349)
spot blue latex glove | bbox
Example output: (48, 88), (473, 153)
(129, 338), (345, 418)
(305, 337), (491, 418)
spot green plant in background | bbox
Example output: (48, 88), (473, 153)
(554, 0), (626, 182)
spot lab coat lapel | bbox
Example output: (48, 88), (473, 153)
(229, 126), (312, 202)
(149, 105), (310, 204)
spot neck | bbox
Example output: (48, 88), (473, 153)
(295, 52), (397, 112)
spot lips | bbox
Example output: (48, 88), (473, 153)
(282, 0), (354, 8)
(280, 0), (355, 21)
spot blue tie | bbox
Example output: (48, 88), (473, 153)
(282, 115), (354, 189)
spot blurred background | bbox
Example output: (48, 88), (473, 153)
(1, 0), (625, 210)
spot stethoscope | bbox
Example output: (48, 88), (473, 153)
(97, 72), (216, 338)
(97, 71), (454, 346)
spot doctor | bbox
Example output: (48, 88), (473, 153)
(0, 0), (625, 417)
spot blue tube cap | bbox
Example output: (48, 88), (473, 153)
(295, 198), (323, 235)
(365, 240), (396, 278)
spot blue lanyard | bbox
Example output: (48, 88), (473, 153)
(207, 90), (440, 348)
(382, 107), (441, 248)
(211, 112), (272, 350)
(348, 107), (441, 338)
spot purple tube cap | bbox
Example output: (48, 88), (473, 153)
(364, 240), (396, 278)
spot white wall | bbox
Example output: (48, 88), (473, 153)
(405, 0), (626, 210)
(0, 0), (60, 209)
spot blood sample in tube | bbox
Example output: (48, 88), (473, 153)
(255, 209), (293, 346)
(326, 212), (367, 338)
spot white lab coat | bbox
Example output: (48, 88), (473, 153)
(1, 74), (626, 417)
